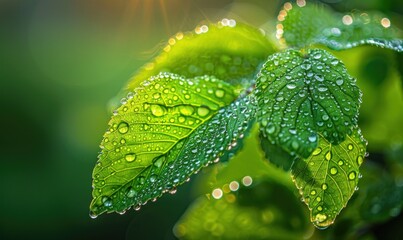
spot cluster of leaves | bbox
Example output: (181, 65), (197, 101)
(90, 0), (403, 234)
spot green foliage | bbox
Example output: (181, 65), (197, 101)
(90, 0), (403, 236)
(280, 3), (403, 52)
(126, 21), (275, 90)
(256, 49), (361, 158)
(291, 128), (367, 229)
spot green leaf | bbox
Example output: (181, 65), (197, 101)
(259, 134), (295, 171)
(279, 2), (403, 52)
(291, 128), (367, 229)
(90, 73), (256, 216)
(127, 20), (275, 90)
(174, 179), (310, 240)
(256, 49), (361, 158)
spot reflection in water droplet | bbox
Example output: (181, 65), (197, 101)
(266, 125), (276, 134)
(102, 196), (112, 207)
(150, 105), (167, 117)
(125, 153), (137, 162)
(178, 106), (194, 116)
(312, 147), (322, 155)
(357, 156), (363, 165)
(348, 171), (356, 180)
(215, 89), (225, 98)
(126, 187), (136, 198)
(197, 106), (210, 117)
(118, 122), (129, 134)
(308, 133), (317, 142)
(325, 151), (332, 160)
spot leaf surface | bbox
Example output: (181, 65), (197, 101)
(279, 2), (403, 52)
(256, 49), (361, 158)
(127, 20), (274, 90)
(90, 73), (255, 216)
(291, 128), (367, 229)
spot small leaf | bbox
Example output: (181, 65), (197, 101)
(174, 179), (310, 240)
(291, 128), (367, 229)
(90, 74), (256, 216)
(256, 49), (361, 157)
(127, 20), (275, 90)
(279, 2), (403, 52)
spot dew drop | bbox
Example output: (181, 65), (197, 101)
(322, 114), (329, 121)
(357, 156), (363, 165)
(291, 141), (299, 150)
(215, 89), (225, 98)
(336, 78), (344, 86)
(125, 153), (137, 162)
(126, 187), (136, 198)
(150, 104), (167, 117)
(322, 183), (328, 190)
(178, 105), (194, 116)
(338, 160), (344, 166)
(310, 190), (317, 195)
(266, 124), (276, 134)
(312, 147), (322, 155)
(325, 151), (332, 160)
(286, 83), (297, 89)
(102, 196), (112, 207)
(330, 167), (338, 175)
(118, 122), (129, 134)
(348, 171), (356, 180)
(315, 213), (327, 223)
(308, 133), (317, 142)
(197, 106), (210, 117)
(89, 211), (98, 219)
(348, 144), (354, 150)
(317, 206), (323, 211)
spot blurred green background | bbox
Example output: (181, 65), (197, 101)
(0, 0), (402, 239)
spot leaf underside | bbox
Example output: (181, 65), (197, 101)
(280, 3), (403, 52)
(91, 73), (256, 216)
(256, 48), (361, 158)
(291, 128), (367, 229)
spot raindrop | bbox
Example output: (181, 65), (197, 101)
(126, 187), (136, 198)
(286, 83), (297, 89)
(89, 211), (98, 219)
(102, 197), (112, 207)
(322, 183), (328, 190)
(336, 78), (344, 86)
(197, 106), (210, 117)
(266, 124), (276, 134)
(215, 89), (225, 98)
(357, 156), (363, 165)
(178, 106), (194, 116)
(312, 147), (322, 155)
(325, 151), (332, 160)
(308, 133), (317, 142)
(150, 105), (167, 117)
(125, 153), (137, 162)
(330, 167), (338, 175)
(348, 171), (356, 180)
(118, 122), (129, 134)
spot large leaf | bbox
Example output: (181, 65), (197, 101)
(291, 128), (367, 229)
(256, 49), (361, 158)
(126, 20), (275, 90)
(279, 2), (403, 52)
(174, 178), (310, 240)
(90, 74), (256, 216)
